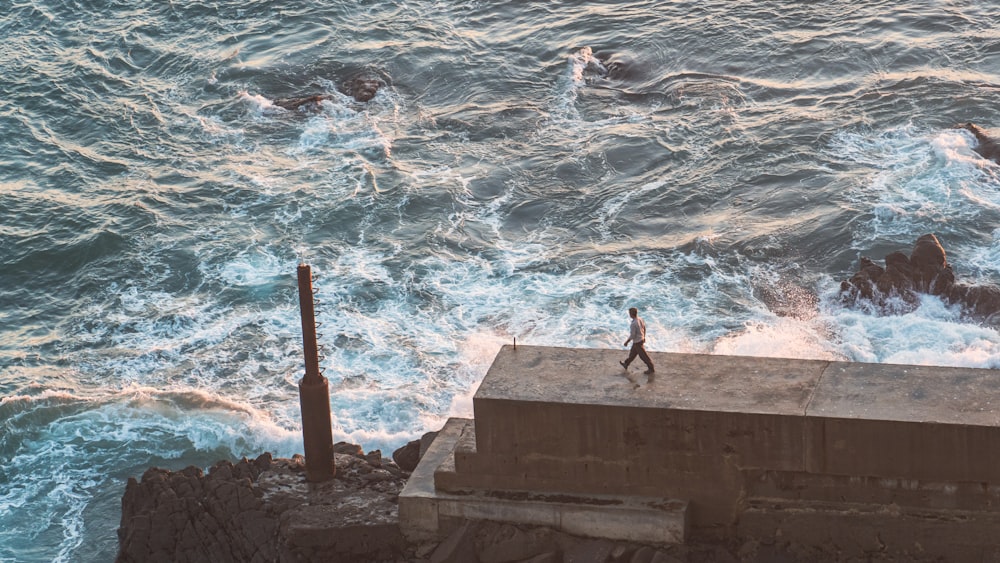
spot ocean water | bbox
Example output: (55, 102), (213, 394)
(2, 1), (1000, 560)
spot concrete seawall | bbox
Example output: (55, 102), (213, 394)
(400, 345), (1000, 560)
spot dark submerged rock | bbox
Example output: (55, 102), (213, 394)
(272, 94), (333, 111)
(271, 69), (389, 111)
(340, 72), (384, 103)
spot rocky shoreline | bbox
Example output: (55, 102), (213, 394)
(115, 437), (778, 563)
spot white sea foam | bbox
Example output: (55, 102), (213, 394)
(964, 228), (1000, 280)
(293, 111), (393, 159)
(197, 115), (243, 139)
(213, 247), (293, 288)
(814, 276), (1000, 366)
(0, 387), (299, 562)
(712, 317), (843, 361)
(826, 125), (999, 277)
(549, 46), (607, 122)
(238, 91), (277, 114)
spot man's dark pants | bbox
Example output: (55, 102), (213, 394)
(624, 341), (654, 372)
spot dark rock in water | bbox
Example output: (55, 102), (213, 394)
(341, 73), (384, 103)
(272, 94), (333, 111)
(957, 122), (1000, 164)
(947, 282), (1000, 322)
(878, 251), (916, 297)
(909, 233), (949, 292)
(593, 50), (640, 82)
(840, 233), (1000, 324)
(272, 70), (388, 111)
(842, 256), (887, 302)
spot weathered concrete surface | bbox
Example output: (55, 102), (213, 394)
(400, 418), (689, 546)
(806, 361), (1000, 481)
(399, 418), (472, 541)
(404, 345), (1000, 558)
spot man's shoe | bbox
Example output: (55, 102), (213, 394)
(643, 369), (655, 374)
(619, 360), (628, 369)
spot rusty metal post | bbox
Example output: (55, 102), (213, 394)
(297, 264), (334, 481)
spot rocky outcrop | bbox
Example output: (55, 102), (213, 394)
(116, 443), (410, 563)
(840, 233), (1000, 323)
(272, 70), (389, 111)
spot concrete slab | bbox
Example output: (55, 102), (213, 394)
(478, 345), (1000, 427)
(435, 492), (688, 546)
(477, 345), (826, 416)
(806, 361), (1000, 425)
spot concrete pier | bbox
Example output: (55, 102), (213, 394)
(400, 345), (1000, 559)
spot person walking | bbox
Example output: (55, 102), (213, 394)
(620, 307), (654, 374)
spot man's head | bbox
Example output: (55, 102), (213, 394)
(629, 307), (638, 318)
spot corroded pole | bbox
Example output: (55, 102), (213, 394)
(297, 264), (334, 481)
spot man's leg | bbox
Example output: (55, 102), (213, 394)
(623, 344), (641, 368)
(638, 345), (654, 372)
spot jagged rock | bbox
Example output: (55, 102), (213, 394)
(272, 70), (388, 111)
(840, 233), (1000, 324)
(608, 544), (633, 562)
(706, 544), (740, 563)
(909, 234), (948, 291)
(341, 73), (384, 103)
(957, 123), (1000, 164)
(364, 449), (382, 468)
(392, 439), (421, 472)
(393, 431), (439, 473)
(116, 448), (407, 563)
(334, 441), (365, 457)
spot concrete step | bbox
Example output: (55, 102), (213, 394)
(400, 417), (689, 546)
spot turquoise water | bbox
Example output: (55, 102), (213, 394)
(2, 1), (1000, 560)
